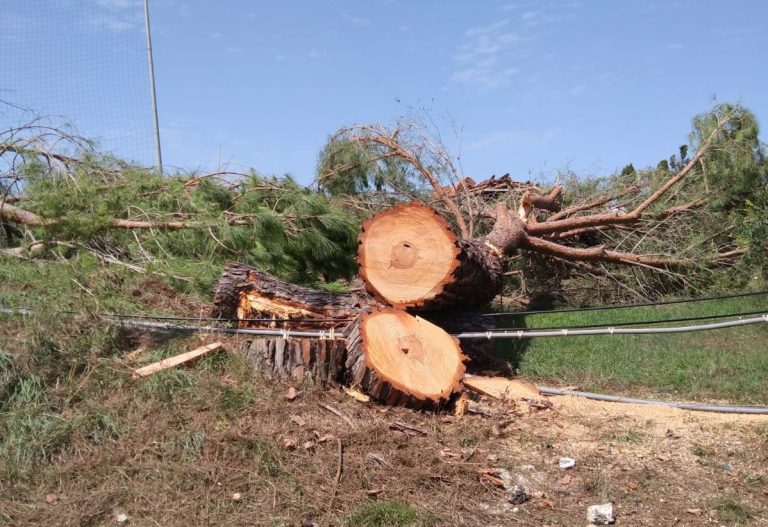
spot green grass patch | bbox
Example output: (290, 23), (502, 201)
(496, 295), (768, 403)
(345, 501), (436, 527)
(709, 495), (755, 523)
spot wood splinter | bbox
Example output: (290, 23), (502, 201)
(131, 342), (224, 379)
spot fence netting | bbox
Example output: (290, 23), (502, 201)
(1, 0), (155, 166)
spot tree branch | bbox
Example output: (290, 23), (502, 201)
(352, 127), (470, 238)
(521, 234), (691, 268)
(528, 121), (724, 235)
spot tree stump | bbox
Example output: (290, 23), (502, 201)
(236, 308), (466, 409)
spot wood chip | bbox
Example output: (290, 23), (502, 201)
(388, 421), (427, 436)
(282, 437), (297, 450)
(367, 452), (392, 467)
(131, 342), (223, 379)
(314, 432), (335, 443)
(318, 403), (356, 429)
(454, 392), (469, 416)
(524, 398), (554, 411)
(284, 387), (299, 401)
(344, 387), (370, 403)
(289, 415), (306, 427)
(366, 488), (385, 496)
(480, 473), (506, 488)
(686, 508), (702, 515)
(466, 401), (493, 417)
(463, 376), (541, 399)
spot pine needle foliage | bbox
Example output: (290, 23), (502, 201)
(16, 162), (359, 292)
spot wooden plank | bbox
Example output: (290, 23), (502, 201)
(463, 375), (540, 400)
(131, 342), (224, 379)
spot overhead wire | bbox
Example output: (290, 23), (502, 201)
(482, 289), (768, 317)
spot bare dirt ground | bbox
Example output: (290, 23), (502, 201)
(1, 337), (767, 527)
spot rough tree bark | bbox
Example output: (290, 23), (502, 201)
(358, 198), (548, 310)
(211, 262), (366, 328)
(213, 264), (467, 407)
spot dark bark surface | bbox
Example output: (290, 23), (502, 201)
(211, 262), (367, 328)
(408, 238), (504, 311)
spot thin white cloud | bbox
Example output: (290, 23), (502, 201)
(92, 0), (141, 9)
(466, 19), (510, 37)
(451, 19), (520, 91)
(342, 12), (371, 26)
(569, 84), (588, 96)
(466, 129), (555, 151)
(84, 0), (142, 32)
(307, 48), (326, 59)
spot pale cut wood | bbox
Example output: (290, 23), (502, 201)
(345, 308), (466, 407)
(131, 342), (224, 379)
(463, 375), (541, 400)
(357, 202), (505, 311)
(358, 203), (460, 308)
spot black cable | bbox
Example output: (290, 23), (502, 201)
(489, 309), (768, 332)
(482, 289), (768, 317)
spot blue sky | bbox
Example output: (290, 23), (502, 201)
(4, 1), (768, 185)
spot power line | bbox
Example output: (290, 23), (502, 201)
(492, 309), (768, 332)
(453, 314), (768, 339)
(537, 386), (768, 415)
(482, 289), (768, 317)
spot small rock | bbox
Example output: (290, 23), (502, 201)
(666, 428), (681, 439)
(302, 440), (315, 451)
(232, 492), (242, 501)
(559, 457), (576, 469)
(282, 437), (298, 449)
(587, 503), (614, 525)
(116, 512), (129, 524)
(508, 475), (532, 504)
(45, 493), (59, 504)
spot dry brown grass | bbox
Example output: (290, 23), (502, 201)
(1, 332), (767, 526)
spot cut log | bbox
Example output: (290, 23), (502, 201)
(212, 262), (366, 329)
(345, 308), (466, 407)
(358, 202), (506, 310)
(237, 308), (466, 408)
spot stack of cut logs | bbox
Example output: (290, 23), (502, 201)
(213, 201), (519, 408)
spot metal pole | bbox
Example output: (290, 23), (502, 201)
(143, 0), (163, 174)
